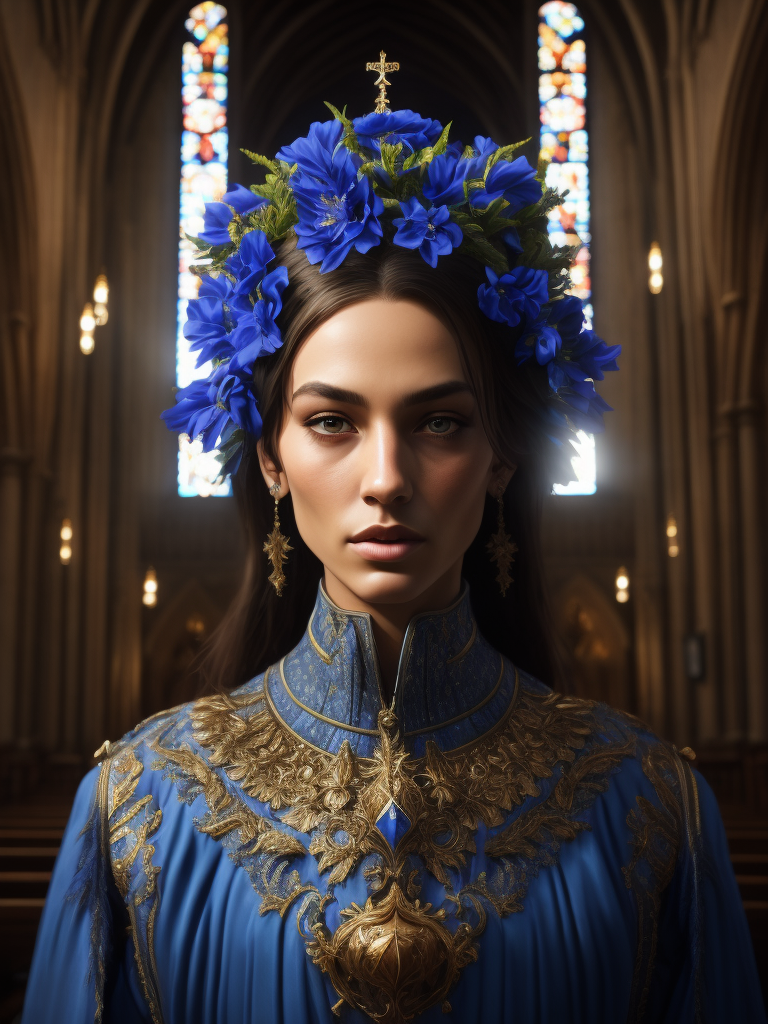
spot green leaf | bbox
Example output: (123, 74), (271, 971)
(431, 121), (452, 157)
(402, 147), (430, 171)
(324, 100), (361, 155)
(379, 141), (403, 182)
(216, 428), (245, 470)
(185, 233), (212, 253)
(241, 149), (280, 175)
(486, 139), (531, 172)
(458, 230), (508, 274)
(381, 197), (401, 209)
(536, 155), (550, 183)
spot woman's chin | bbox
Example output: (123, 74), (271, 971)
(327, 562), (454, 610)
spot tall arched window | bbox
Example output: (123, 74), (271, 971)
(176, 3), (230, 497)
(538, 2), (596, 495)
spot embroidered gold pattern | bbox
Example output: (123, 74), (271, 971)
(107, 751), (164, 1024)
(152, 682), (634, 1021)
(623, 743), (685, 1023)
(308, 881), (485, 1022)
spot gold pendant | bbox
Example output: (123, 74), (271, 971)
(263, 491), (292, 596)
(486, 494), (517, 596)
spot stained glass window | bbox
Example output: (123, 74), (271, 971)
(176, 3), (230, 497)
(538, 1), (596, 496)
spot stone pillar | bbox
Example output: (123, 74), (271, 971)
(737, 400), (767, 741)
(0, 450), (27, 743)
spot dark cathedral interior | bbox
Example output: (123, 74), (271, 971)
(1, 0), (767, 1019)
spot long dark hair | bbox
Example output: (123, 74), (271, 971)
(200, 239), (564, 691)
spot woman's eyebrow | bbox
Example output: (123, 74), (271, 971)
(290, 380), (473, 408)
(291, 382), (369, 406)
(400, 381), (473, 406)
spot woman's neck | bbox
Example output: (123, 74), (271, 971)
(323, 564), (463, 703)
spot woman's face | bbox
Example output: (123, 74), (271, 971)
(261, 298), (510, 612)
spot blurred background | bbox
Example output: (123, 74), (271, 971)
(0, 0), (766, 1015)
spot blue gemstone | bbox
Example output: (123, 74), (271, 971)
(374, 800), (412, 849)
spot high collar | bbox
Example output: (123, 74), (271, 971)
(264, 582), (517, 757)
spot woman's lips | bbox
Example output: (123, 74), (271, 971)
(348, 526), (425, 562)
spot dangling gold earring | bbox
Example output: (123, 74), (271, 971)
(264, 483), (293, 596)
(486, 489), (518, 597)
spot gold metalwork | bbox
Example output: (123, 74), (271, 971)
(366, 50), (400, 114)
(106, 750), (164, 1024)
(486, 492), (517, 596)
(163, 680), (638, 1019)
(93, 738), (112, 759)
(264, 484), (292, 596)
(308, 881), (484, 1023)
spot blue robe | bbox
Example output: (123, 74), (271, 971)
(23, 585), (765, 1023)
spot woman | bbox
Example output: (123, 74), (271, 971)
(23, 104), (764, 1023)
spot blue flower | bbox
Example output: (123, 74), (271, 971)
(198, 273), (234, 302)
(516, 296), (620, 431)
(463, 135), (499, 179)
(222, 184), (266, 215)
(285, 133), (383, 272)
(392, 198), (463, 268)
(161, 362), (262, 450)
(423, 153), (467, 207)
(478, 265), (549, 328)
(198, 185), (267, 245)
(277, 120), (344, 176)
(227, 229), (277, 313)
(183, 295), (233, 368)
(229, 266), (289, 374)
(199, 203), (235, 246)
(353, 109), (443, 154)
(471, 155), (541, 213)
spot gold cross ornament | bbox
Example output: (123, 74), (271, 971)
(366, 50), (400, 113)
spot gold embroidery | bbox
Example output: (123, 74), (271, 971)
(172, 682), (631, 1020)
(446, 617), (477, 664)
(151, 739), (315, 917)
(108, 751), (164, 1024)
(308, 618), (335, 664)
(623, 743), (684, 1023)
(307, 881), (485, 1023)
(278, 660), (380, 735)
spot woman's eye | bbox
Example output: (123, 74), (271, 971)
(308, 416), (353, 435)
(424, 417), (459, 435)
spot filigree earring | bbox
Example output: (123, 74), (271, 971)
(264, 483), (293, 596)
(486, 489), (518, 597)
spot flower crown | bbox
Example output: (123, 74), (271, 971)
(162, 96), (620, 478)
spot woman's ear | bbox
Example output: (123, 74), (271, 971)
(487, 462), (516, 498)
(256, 439), (291, 498)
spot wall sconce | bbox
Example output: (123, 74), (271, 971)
(615, 566), (629, 603)
(80, 303), (96, 354)
(79, 274), (109, 353)
(648, 242), (663, 294)
(142, 567), (158, 607)
(93, 274), (109, 325)
(666, 515), (679, 557)
(60, 518), (73, 564)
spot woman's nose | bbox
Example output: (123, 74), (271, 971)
(359, 422), (412, 507)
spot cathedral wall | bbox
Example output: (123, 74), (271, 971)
(0, 0), (765, 805)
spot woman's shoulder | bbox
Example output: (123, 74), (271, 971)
(514, 668), (699, 804)
(102, 672), (268, 761)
